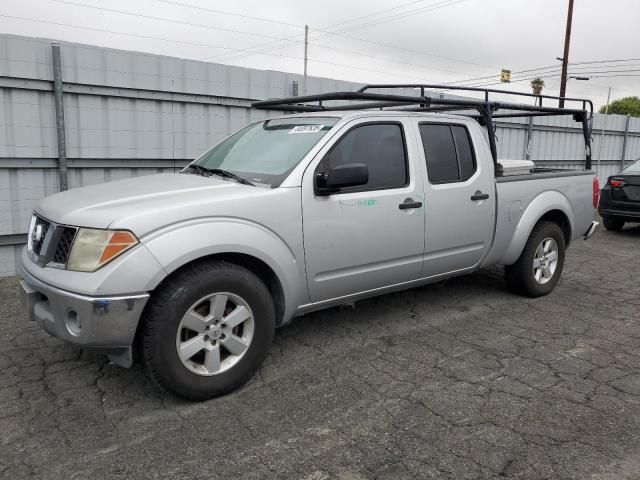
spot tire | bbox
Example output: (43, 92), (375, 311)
(141, 260), (275, 401)
(505, 221), (566, 298)
(602, 215), (625, 231)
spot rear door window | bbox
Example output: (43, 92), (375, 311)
(419, 124), (477, 184)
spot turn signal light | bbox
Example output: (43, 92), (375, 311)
(67, 228), (138, 272)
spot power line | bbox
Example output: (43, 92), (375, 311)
(444, 64), (561, 85)
(186, 1), (480, 77)
(305, 42), (479, 78)
(568, 69), (640, 75)
(0, 12), (568, 88)
(0, 13), (306, 60)
(319, 0), (431, 31)
(205, 0), (437, 63)
(156, 0), (303, 29)
(451, 68), (564, 88)
(308, 57), (440, 82)
(589, 74), (640, 79)
(327, 0), (470, 35)
(315, 34), (494, 70)
(54, 0), (459, 74)
(214, 0), (473, 64)
(566, 63), (640, 72)
(163, 0), (431, 34)
(53, 0), (304, 43)
(569, 57), (640, 66)
(464, 71), (640, 93)
(447, 59), (640, 89)
(201, 5), (485, 80)
(13, 2), (638, 97)
(297, 0), (480, 69)
(157, 0), (453, 75)
(0, 12), (442, 84)
(0, 13), (565, 91)
(213, 25), (491, 74)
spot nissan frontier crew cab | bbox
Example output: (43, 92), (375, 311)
(19, 85), (600, 400)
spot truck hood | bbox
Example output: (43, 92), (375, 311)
(35, 173), (262, 232)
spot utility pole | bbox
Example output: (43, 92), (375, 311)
(303, 24), (309, 95)
(558, 0), (575, 108)
(596, 87), (612, 176)
(51, 43), (68, 192)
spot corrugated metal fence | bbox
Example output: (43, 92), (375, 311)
(1, 34), (639, 276)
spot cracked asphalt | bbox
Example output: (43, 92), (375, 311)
(1, 224), (640, 479)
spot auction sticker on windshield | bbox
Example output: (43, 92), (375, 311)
(289, 125), (324, 134)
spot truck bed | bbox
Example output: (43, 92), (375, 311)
(482, 168), (596, 267)
(496, 167), (594, 183)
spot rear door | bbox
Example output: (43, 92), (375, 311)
(416, 121), (495, 277)
(302, 119), (426, 303)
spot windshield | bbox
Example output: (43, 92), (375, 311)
(622, 158), (640, 174)
(191, 117), (338, 187)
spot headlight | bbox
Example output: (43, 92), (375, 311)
(67, 228), (138, 272)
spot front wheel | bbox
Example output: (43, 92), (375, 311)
(505, 221), (566, 298)
(141, 260), (275, 401)
(602, 215), (625, 231)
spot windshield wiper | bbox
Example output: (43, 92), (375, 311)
(207, 168), (255, 186)
(185, 164), (212, 176)
(185, 164), (255, 186)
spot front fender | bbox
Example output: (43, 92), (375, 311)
(499, 190), (574, 265)
(141, 218), (307, 323)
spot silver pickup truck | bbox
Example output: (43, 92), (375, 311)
(19, 85), (599, 400)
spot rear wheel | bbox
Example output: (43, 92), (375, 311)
(142, 260), (275, 401)
(505, 221), (566, 298)
(602, 215), (625, 231)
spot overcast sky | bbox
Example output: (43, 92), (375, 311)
(1, 0), (639, 107)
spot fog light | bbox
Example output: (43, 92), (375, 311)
(65, 309), (82, 336)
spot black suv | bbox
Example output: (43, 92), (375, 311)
(598, 158), (640, 230)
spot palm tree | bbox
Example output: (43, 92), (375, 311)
(531, 78), (545, 95)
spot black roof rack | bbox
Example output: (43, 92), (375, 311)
(252, 83), (594, 171)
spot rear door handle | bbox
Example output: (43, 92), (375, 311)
(470, 193), (490, 201)
(399, 201), (423, 210)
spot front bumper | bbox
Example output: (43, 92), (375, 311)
(19, 263), (149, 367)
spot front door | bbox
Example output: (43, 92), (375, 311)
(416, 121), (495, 277)
(302, 120), (426, 303)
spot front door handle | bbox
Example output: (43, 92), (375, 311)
(470, 193), (490, 201)
(399, 200), (423, 210)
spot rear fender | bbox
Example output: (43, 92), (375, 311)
(499, 190), (574, 265)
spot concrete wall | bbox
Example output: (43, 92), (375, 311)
(1, 33), (639, 276)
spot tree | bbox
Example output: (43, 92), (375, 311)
(599, 96), (640, 117)
(531, 78), (545, 95)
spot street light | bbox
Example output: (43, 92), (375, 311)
(568, 76), (590, 81)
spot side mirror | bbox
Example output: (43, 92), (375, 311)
(315, 163), (369, 195)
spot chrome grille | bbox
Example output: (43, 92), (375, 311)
(28, 213), (77, 269)
(31, 215), (51, 256)
(53, 227), (77, 265)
